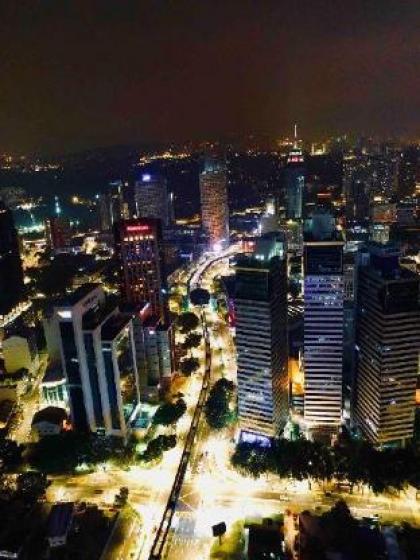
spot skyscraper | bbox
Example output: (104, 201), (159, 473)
(200, 157), (229, 250)
(45, 216), (72, 253)
(44, 284), (141, 437)
(97, 181), (129, 233)
(303, 212), (344, 435)
(398, 146), (418, 199)
(235, 233), (288, 437)
(134, 172), (169, 227)
(114, 218), (165, 318)
(0, 202), (24, 318)
(285, 126), (305, 220)
(355, 244), (420, 446)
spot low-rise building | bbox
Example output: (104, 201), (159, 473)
(31, 406), (68, 440)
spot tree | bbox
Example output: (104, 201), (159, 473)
(182, 332), (202, 355)
(205, 378), (235, 429)
(114, 486), (129, 507)
(152, 399), (187, 426)
(142, 435), (177, 462)
(180, 357), (200, 376)
(16, 471), (49, 503)
(190, 288), (210, 306)
(0, 439), (22, 470)
(177, 312), (200, 334)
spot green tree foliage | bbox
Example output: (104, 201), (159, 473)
(205, 378), (235, 429)
(189, 288), (210, 306)
(177, 312), (200, 334)
(231, 437), (420, 494)
(0, 439), (22, 470)
(28, 432), (126, 473)
(142, 435), (177, 462)
(180, 357), (200, 376)
(152, 399), (187, 426)
(182, 332), (202, 354)
(114, 486), (129, 507)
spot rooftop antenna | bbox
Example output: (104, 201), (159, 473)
(294, 123), (298, 147)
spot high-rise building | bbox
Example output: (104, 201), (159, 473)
(44, 284), (140, 437)
(303, 212), (344, 435)
(134, 172), (169, 227)
(235, 233), (288, 437)
(285, 126), (305, 220)
(45, 216), (72, 253)
(0, 202), (24, 318)
(398, 146), (418, 199)
(200, 157), (229, 249)
(97, 181), (129, 233)
(114, 218), (165, 318)
(355, 244), (420, 446)
(127, 302), (174, 400)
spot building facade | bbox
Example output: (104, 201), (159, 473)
(0, 202), (24, 318)
(355, 244), (420, 446)
(44, 284), (140, 437)
(200, 157), (229, 249)
(235, 234), (288, 437)
(45, 216), (72, 253)
(285, 145), (305, 220)
(303, 214), (344, 434)
(134, 172), (170, 227)
(114, 218), (165, 318)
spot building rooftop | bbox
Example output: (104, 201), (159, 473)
(101, 313), (131, 341)
(82, 298), (118, 330)
(57, 283), (102, 307)
(47, 502), (74, 539)
(32, 406), (67, 426)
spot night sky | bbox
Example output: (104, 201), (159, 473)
(0, 0), (419, 154)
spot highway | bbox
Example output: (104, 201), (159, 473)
(148, 247), (235, 559)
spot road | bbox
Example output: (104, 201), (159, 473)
(163, 253), (420, 560)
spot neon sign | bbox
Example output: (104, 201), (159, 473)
(125, 225), (151, 233)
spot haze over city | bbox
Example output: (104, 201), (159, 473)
(0, 2), (419, 560)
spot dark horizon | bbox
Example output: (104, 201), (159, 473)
(0, 0), (419, 154)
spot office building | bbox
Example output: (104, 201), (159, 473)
(285, 127), (305, 220)
(235, 233), (288, 437)
(97, 181), (129, 233)
(0, 202), (24, 318)
(134, 172), (170, 227)
(44, 284), (140, 437)
(355, 244), (420, 446)
(398, 146), (418, 199)
(303, 212), (344, 434)
(200, 157), (229, 249)
(114, 218), (165, 318)
(127, 302), (174, 400)
(45, 216), (72, 253)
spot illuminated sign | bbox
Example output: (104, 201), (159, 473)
(125, 224), (152, 233)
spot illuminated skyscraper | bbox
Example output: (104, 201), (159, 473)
(98, 181), (130, 233)
(200, 157), (229, 249)
(285, 125), (305, 220)
(303, 212), (344, 435)
(235, 233), (288, 437)
(114, 218), (165, 318)
(45, 216), (72, 253)
(0, 202), (24, 317)
(134, 172), (170, 227)
(355, 244), (420, 445)
(398, 146), (418, 199)
(45, 284), (140, 437)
